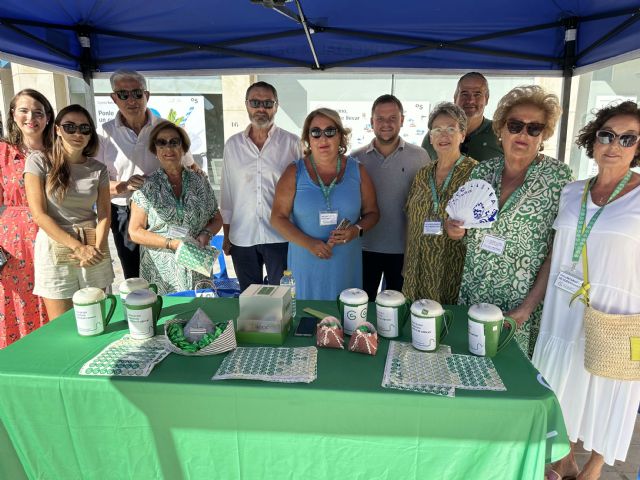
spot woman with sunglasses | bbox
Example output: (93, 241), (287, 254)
(0, 89), (53, 347)
(403, 102), (477, 303)
(533, 101), (640, 480)
(25, 105), (113, 319)
(446, 85), (573, 358)
(271, 108), (379, 300)
(129, 121), (221, 294)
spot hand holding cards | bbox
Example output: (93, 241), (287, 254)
(446, 180), (498, 229)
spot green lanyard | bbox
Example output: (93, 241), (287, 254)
(309, 154), (342, 210)
(571, 170), (631, 264)
(570, 170), (632, 306)
(495, 157), (538, 215)
(171, 169), (190, 223)
(429, 155), (465, 216)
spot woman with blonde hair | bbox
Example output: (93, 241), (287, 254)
(272, 108), (379, 300)
(25, 105), (113, 319)
(447, 85), (573, 357)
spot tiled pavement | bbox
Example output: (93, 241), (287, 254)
(108, 232), (640, 479)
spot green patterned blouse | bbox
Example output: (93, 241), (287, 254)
(458, 155), (573, 357)
(403, 156), (478, 304)
(131, 168), (219, 295)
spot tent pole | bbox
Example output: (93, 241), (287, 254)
(294, 0), (321, 69)
(558, 18), (577, 163)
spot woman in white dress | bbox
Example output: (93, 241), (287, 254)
(533, 101), (640, 480)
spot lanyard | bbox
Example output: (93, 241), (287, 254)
(429, 155), (464, 215)
(309, 154), (342, 210)
(171, 169), (190, 223)
(495, 156), (538, 214)
(570, 170), (632, 306)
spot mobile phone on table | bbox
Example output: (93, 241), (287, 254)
(294, 317), (318, 337)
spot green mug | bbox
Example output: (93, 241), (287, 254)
(467, 303), (517, 357)
(410, 299), (453, 351)
(123, 288), (164, 340)
(375, 290), (411, 338)
(72, 287), (117, 336)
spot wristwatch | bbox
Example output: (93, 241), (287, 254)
(354, 224), (364, 237)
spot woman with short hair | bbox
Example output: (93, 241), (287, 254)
(447, 85), (573, 357)
(403, 102), (477, 303)
(129, 120), (222, 294)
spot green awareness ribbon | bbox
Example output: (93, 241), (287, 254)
(309, 154), (342, 210)
(570, 170), (632, 306)
(428, 155), (465, 215)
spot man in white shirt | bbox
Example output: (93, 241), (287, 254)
(220, 81), (302, 291)
(96, 69), (195, 279)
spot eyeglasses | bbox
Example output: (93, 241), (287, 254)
(154, 138), (182, 148)
(14, 108), (46, 119)
(113, 89), (146, 101)
(595, 130), (639, 148)
(430, 126), (459, 136)
(246, 99), (276, 109)
(506, 119), (546, 137)
(309, 127), (338, 139)
(61, 123), (92, 135)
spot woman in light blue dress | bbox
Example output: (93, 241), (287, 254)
(271, 108), (379, 300)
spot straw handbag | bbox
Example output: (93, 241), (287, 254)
(583, 307), (640, 380)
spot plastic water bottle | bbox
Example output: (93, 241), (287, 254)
(280, 270), (296, 318)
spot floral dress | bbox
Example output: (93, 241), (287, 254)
(458, 155), (573, 358)
(0, 142), (48, 348)
(131, 168), (219, 295)
(403, 156), (477, 303)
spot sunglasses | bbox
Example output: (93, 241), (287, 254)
(61, 123), (92, 135)
(246, 99), (276, 109)
(595, 130), (639, 148)
(506, 119), (546, 137)
(430, 126), (459, 136)
(113, 89), (146, 101)
(309, 127), (338, 139)
(154, 138), (182, 148)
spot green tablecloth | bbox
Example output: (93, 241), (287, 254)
(0, 297), (569, 480)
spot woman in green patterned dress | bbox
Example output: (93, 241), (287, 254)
(129, 121), (222, 294)
(403, 102), (477, 303)
(446, 86), (573, 358)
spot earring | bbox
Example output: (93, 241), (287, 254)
(539, 142), (544, 151)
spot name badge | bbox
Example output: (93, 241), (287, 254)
(480, 234), (506, 255)
(167, 225), (190, 239)
(423, 220), (443, 235)
(319, 210), (338, 226)
(554, 271), (583, 295)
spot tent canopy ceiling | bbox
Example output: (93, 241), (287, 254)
(0, 1), (639, 78)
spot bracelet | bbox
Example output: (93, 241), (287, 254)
(165, 237), (173, 250)
(199, 229), (213, 238)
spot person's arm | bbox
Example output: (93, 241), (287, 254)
(197, 212), (223, 248)
(506, 249), (552, 327)
(24, 173), (102, 266)
(444, 218), (466, 240)
(329, 164), (380, 244)
(271, 163), (333, 259)
(109, 176), (146, 197)
(219, 144), (233, 255)
(128, 202), (179, 251)
(95, 183), (111, 253)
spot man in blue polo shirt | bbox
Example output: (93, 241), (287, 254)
(421, 72), (502, 162)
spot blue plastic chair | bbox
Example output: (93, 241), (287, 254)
(210, 235), (228, 279)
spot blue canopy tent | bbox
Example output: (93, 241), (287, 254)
(1, 0), (639, 157)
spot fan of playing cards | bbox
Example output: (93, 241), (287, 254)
(445, 179), (498, 228)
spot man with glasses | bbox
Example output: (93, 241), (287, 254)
(352, 94), (430, 299)
(422, 72), (502, 162)
(96, 69), (195, 279)
(220, 81), (301, 291)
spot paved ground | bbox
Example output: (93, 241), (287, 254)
(108, 233), (639, 479)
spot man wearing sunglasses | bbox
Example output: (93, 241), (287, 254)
(421, 72), (502, 162)
(96, 69), (196, 279)
(220, 81), (302, 292)
(351, 95), (431, 299)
